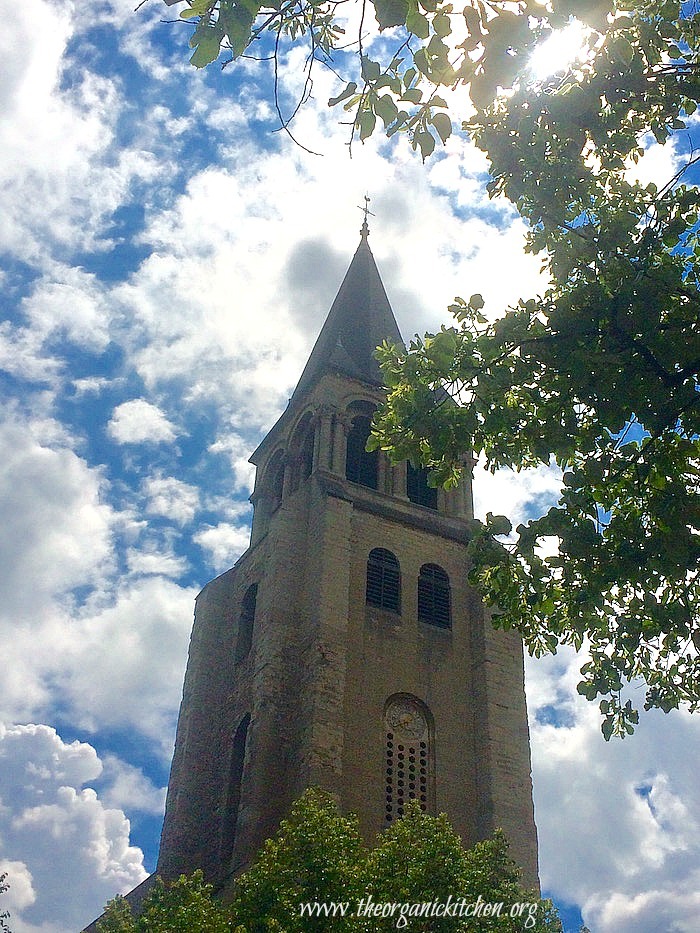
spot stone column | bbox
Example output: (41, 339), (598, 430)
(392, 461), (408, 499)
(332, 411), (352, 476)
(313, 405), (335, 472)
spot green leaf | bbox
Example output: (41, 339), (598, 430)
(609, 35), (634, 66)
(358, 109), (377, 140)
(328, 82), (358, 106)
(430, 112), (452, 143)
(400, 87), (423, 104)
(374, 0), (409, 29)
(181, 0), (216, 18)
(361, 56), (381, 82)
(376, 94), (399, 127)
(468, 293), (485, 311)
(189, 23), (225, 67)
(406, 4), (430, 39)
(433, 12), (452, 37)
(415, 130), (435, 160)
(487, 512), (512, 536)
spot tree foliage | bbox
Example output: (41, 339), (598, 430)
(157, 0), (700, 738)
(98, 788), (559, 931)
(97, 871), (231, 932)
(0, 873), (11, 933)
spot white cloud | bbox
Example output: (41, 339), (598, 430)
(126, 546), (189, 578)
(0, 724), (147, 933)
(473, 462), (562, 526)
(208, 432), (258, 494)
(0, 417), (113, 627)
(55, 576), (196, 752)
(0, 413), (194, 748)
(0, 860), (36, 914)
(22, 265), (111, 354)
(526, 650), (700, 933)
(194, 522), (251, 572)
(0, 323), (64, 386)
(107, 399), (179, 444)
(0, 0), (159, 265)
(626, 135), (684, 190)
(97, 755), (167, 816)
(143, 474), (200, 526)
(585, 881), (700, 933)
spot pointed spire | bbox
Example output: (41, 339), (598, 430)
(291, 224), (403, 401)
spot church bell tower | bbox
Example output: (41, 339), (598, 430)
(156, 220), (539, 891)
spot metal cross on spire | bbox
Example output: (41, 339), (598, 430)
(358, 194), (375, 239)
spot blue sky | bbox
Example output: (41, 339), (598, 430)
(1, 2), (699, 931)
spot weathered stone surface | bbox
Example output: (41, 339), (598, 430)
(156, 234), (539, 896)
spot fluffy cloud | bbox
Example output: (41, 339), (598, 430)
(54, 576), (195, 752)
(0, 724), (147, 933)
(97, 755), (167, 816)
(0, 0), (160, 265)
(107, 399), (179, 445)
(21, 264), (112, 355)
(143, 475), (200, 526)
(0, 416), (113, 628)
(194, 522), (252, 573)
(472, 462), (562, 526)
(0, 412), (195, 748)
(2, 2), (697, 932)
(526, 650), (700, 933)
(0, 414), (111, 723)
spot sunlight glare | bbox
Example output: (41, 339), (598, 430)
(529, 20), (592, 79)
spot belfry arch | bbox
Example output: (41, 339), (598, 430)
(154, 222), (539, 895)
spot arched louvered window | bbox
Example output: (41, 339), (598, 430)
(346, 415), (378, 489)
(235, 584), (258, 662)
(407, 463), (438, 510)
(366, 548), (401, 613)
(384, 695), (433, 823)
(219, 713), (250, 866)
(418, 564), (451, 628)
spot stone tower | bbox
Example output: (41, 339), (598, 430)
(156, 223), (539, 891)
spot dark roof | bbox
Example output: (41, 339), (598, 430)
(291, 230), (404, 401)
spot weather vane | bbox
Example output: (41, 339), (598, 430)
(358, 194), (375, 237)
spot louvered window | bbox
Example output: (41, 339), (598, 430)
(366, 548), (400, 613)
(418, 564), (451, 628)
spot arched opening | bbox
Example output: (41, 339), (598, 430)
(346, 408), (378, 490)
(262, 449), (285, 513)
(383, 695), (434, 823)
(235, 584), (258, 662)
(298, 424), (314, 485)
(418, 564), (451, 629)
(407, 463), (438, 510)
(289, 413), (315, 493)
(219, 713), (250, 867)
(366, 548), (401, 613)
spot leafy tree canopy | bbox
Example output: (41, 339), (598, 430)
(153, 0), (699, 737)
(0, 873), (11, 933)
(98, 788), (559, 931)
